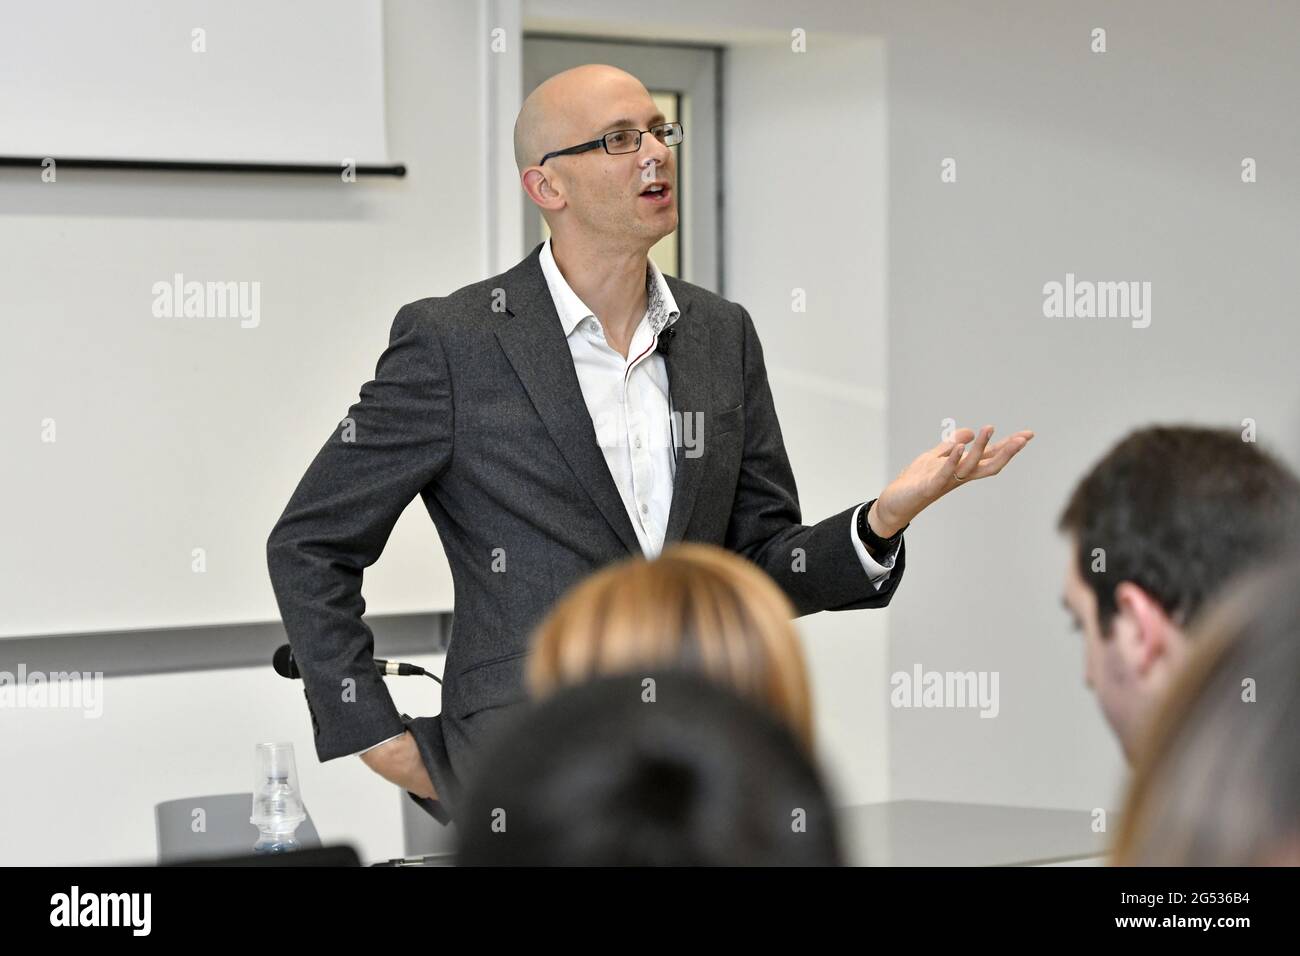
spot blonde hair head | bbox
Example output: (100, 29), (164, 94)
(527, 543), (814, 750)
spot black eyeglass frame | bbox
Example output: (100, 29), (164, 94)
(538, 121), (684, 167)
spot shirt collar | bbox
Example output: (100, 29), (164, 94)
(539, 237), (680, 340)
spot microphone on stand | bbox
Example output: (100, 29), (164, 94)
(272, 643), (442, 684)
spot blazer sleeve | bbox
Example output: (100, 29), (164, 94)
(723, 304), (906, 617)
(266, 301), (454, 761)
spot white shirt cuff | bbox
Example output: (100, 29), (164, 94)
(353, 731), (405, 757)
(851, 501), (900, 591)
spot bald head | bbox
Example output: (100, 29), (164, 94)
(513, 64), (652, 172)
(514, 64), (678, 251)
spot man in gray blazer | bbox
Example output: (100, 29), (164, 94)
(266, 65), (1033, 824)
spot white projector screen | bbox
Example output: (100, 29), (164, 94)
(0, 0), (390, 164)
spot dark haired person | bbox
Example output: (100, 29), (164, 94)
(1058, 425), (1300, 760)
(456, 672), (843, 866)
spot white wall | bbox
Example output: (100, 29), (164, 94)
(883, 0), (1300, 813)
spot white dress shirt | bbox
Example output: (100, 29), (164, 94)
(355, 238), (898, 755)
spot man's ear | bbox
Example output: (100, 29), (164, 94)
(522, 167), (562, 209)
(1112, 581), (1176, 676)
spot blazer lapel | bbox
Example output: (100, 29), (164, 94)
(494, 245), (643, 556)
(661, 300), (710, 546)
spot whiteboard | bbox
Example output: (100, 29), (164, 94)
(0, 0), (390, 164)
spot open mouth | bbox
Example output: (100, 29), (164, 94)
(639, 183), (672, 205)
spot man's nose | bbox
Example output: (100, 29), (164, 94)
(640, 134), (671, 165)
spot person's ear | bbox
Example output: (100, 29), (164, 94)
(522, 167), (562, 209)
(1112, 581), (1175, 677)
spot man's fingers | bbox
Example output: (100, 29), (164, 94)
(977, 431), (1034, 464)
(970, 434), (1029, 478)
(932, 428), (975, 455)
(994, 430), (1035, 449)
(941, 440), (965, 478)
(976, 434), (1017, 460)
(955, 426), (994, 478)
(931, 426), (1032, 466)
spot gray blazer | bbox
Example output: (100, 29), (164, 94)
(266, 242), (906, 824)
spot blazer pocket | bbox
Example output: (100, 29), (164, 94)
(710, 402), (744, 436)
(454, 649), (530, 719)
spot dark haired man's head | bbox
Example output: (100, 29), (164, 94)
(1057, 425), (1300, 759)
(455, 671), (843, 866)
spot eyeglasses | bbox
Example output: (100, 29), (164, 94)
(539, 121), (684, 166)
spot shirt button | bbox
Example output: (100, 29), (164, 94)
(639, 503), (648, 514)
(634, 437), (642, 449)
